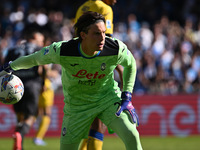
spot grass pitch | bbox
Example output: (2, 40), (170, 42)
(0, 135), (200, 150)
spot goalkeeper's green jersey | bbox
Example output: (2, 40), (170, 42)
(10, 37), (136, 107)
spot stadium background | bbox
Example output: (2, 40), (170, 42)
(1, 0), (200, 140)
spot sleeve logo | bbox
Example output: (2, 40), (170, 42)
(44, 47), (50, 55)
(106, 20), (111, 29)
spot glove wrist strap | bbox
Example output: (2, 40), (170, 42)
(4, 61), (13, 73)
(121, 91), (132, 101)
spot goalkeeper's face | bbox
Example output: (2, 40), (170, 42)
(81, 21), (106, 55)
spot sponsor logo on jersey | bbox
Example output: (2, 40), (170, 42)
(72, 69), (105, 79)
(101, 63), (106, 71)
(78, 80), (96, 86)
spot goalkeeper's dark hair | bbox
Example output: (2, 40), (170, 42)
(74, 11), (105, 41)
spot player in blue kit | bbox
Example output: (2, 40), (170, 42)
(0, 11), (143, 150)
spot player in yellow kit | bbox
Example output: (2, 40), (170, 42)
(34, 64), (59, 146)
(34, 69), (54, 145)
(75, 0), (116, 37)
(75, 1), (122, 150)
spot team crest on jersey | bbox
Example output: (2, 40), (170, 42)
(62, 127), (67, 136)
(101, 63), (106, 71)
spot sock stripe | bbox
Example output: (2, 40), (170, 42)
(89, 129), (104, 141)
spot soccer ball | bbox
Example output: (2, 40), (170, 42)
(0, 74), (24, 104)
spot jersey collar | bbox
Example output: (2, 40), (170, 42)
(78, 43), (100, 59)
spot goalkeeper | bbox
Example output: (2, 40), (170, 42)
(75, 0), (123, 149)
(0, 11), (143, 150)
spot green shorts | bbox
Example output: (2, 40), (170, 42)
(60, 93), (121, 144)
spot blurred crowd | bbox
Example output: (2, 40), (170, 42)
(114, 14), (200, 95)
(0, 0), (200, 95)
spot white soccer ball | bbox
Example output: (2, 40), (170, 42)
(0, 74), (24, 104)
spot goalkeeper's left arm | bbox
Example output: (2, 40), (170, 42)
(115, 40), (139, 126)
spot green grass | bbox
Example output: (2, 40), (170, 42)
(0, 136), (200, 150)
